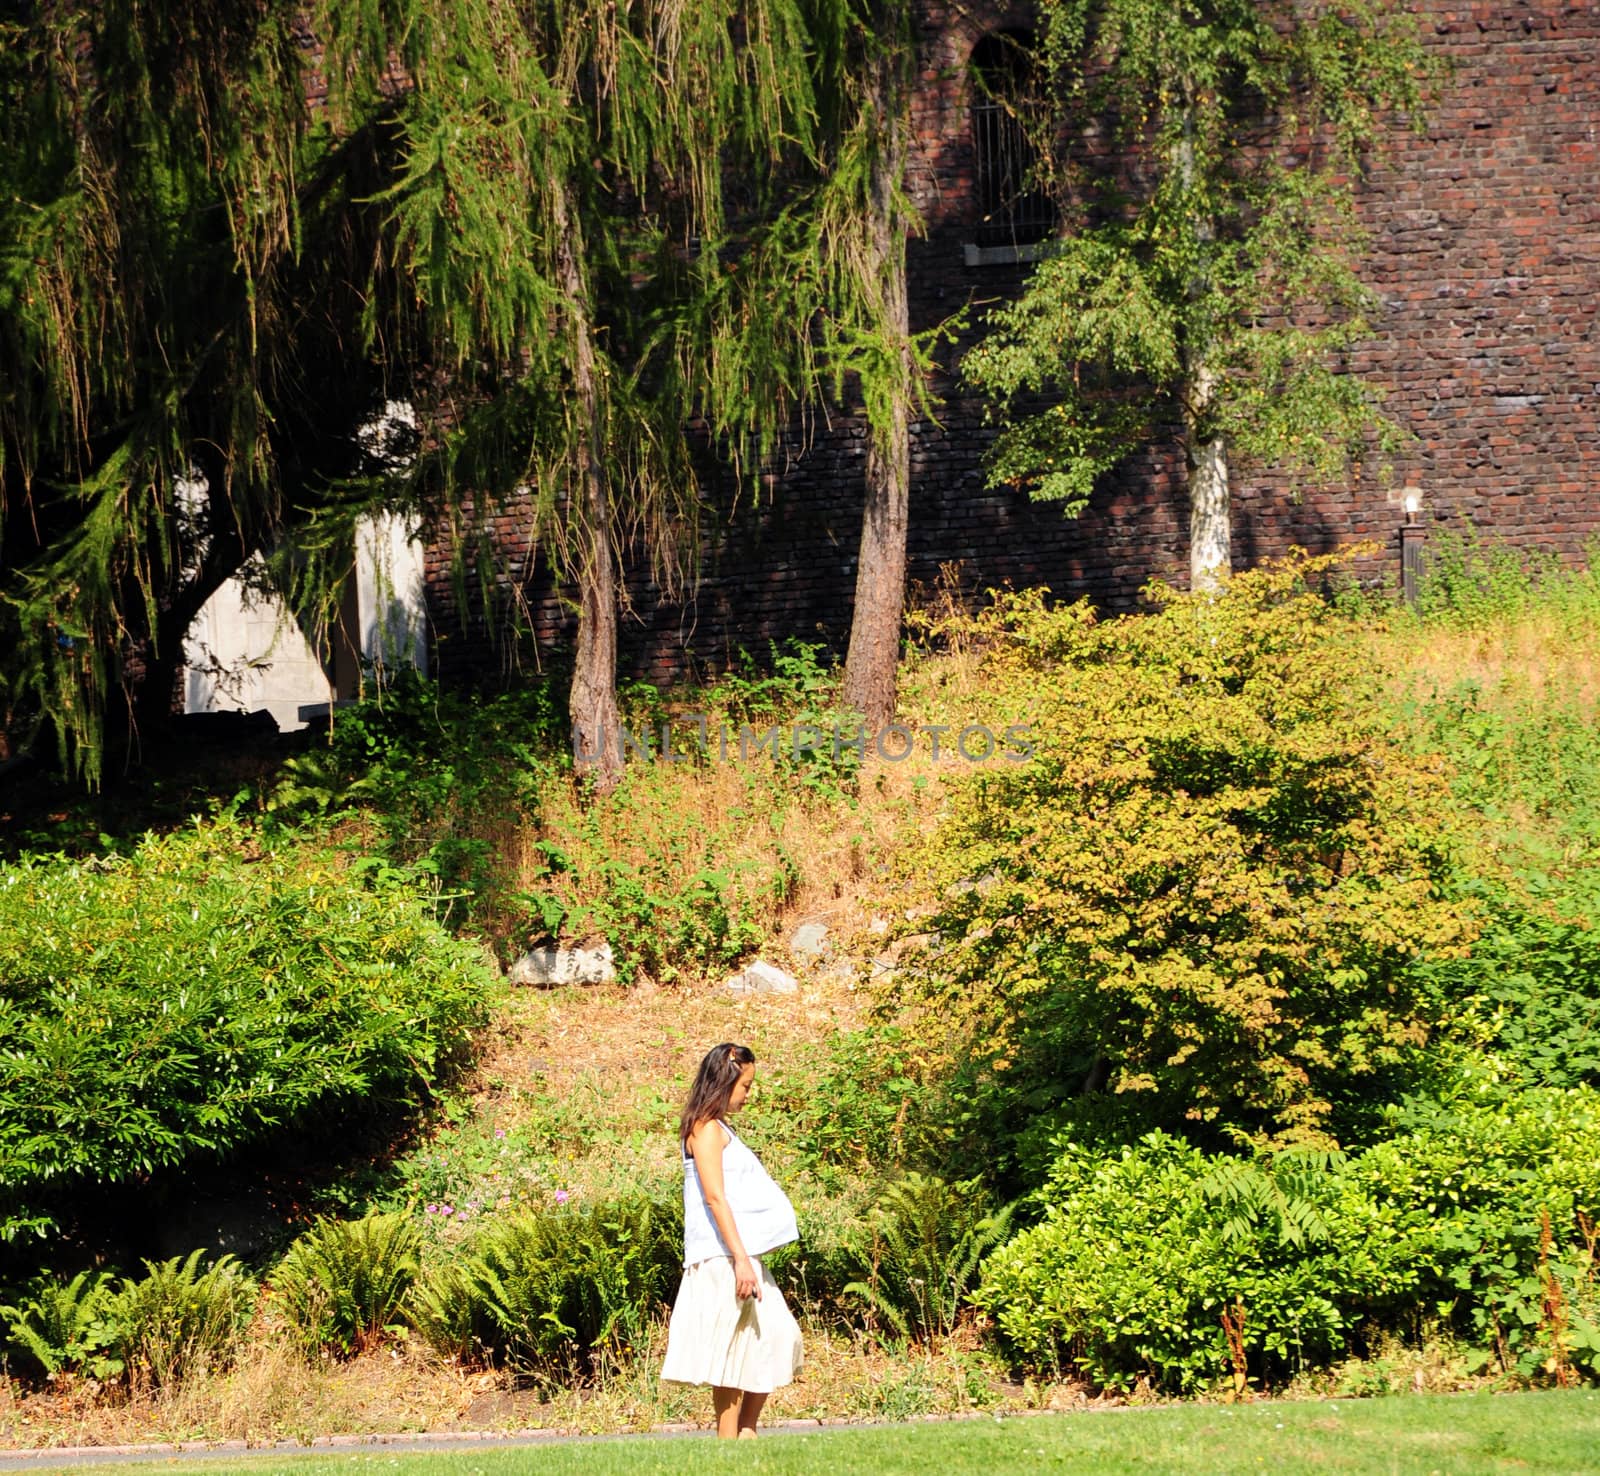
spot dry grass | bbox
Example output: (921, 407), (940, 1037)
(0, 1331), (479, 1450)
(505, 729), (980, 969)
(1373, 607), (1600, 721)
(0, 1317), (1056, 1448)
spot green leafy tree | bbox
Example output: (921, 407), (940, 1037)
(962, 0), (1436, 590)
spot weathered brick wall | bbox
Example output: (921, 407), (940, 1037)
(428, 0), (1600, 686)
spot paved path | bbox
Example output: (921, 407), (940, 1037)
(0, 1410), (1051, 1472)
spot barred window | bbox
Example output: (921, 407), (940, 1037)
(969, 32), (1054, 248)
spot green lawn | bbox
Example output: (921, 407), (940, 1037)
(33, 1390), (1600, 1475)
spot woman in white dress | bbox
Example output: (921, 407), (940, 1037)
(660, 1042), (803, 1438)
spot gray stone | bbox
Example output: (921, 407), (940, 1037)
(886, 931), (943, 962)
(789, 921), (831, 958)
(726, 959), (799, 995)
(946, 869), (1002, 900)
(507, 943), (616, 987)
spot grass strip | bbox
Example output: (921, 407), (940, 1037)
(30, 1389), (1600, 1475)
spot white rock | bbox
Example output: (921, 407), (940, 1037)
(725, 959), (799, 995)
(946, 869), (1001, 900)
(789, 921), (830, 958)
(507, 943), (616, 987)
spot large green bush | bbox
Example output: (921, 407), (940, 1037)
(1358, 1089), (1600, 1382)
(0, 818), (495, 1240)
(980, 1090), (1600, 1392)
(1417, 893), (1600, 1092)
(979, 1133), (1414, 1392)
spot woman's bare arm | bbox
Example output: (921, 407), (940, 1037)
(687, 1118), (761, 1300)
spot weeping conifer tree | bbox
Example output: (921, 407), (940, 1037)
(365, 0), (886, 790)
(1, 0), (921, 786)
(0, 1), (407, 780)
(830, 0), (922, 733)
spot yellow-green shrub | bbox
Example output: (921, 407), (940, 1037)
(905, 555), (1473, 1153)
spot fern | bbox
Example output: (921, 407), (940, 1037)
(272, 1213), (421, 1357)
(844, 1173), (1014, 1343)
(409, 1195), (679, 1382)
(0, 1270), (122, 1380)
(114, 1250), (256, 1389)
(1200, 1149), (1347, 1249)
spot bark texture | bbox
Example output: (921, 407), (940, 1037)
(552, 180), (623, 791)
(841, 54), (912, 733)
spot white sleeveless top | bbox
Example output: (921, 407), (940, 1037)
(681, 1121), (799, 1267)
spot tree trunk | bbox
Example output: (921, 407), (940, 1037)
(1174, 97), (1230, 594)
(1185, 363), (1231, 594)
(551, 178), (623, 792)
(121, 517), (252, 762)
(841, 52), (912, 733)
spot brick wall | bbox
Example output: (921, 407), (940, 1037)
(428, 0), (1600, 686)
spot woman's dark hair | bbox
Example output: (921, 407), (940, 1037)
(679, 1042), (756, 1147)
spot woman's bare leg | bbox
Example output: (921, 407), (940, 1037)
(712, 1386), (743, 1439)
(737, 1391), (768, 1437)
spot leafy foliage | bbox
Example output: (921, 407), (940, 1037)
(0, 817), (495, 1240)
(781, 1025), (940, 1187)
(980, 1132), (1413, 1391)
(843, 1173), (1013, 1343)
(411, 1195), (681, 1383)
(1411, 529), (1600, 632)
(114, 1250), (257, 1389)
(1359, 1090), (1600, 1383)
(0, 0), (412, 779)
(1419, 899), (1600, 1092)
(0, 1270), (122, 1381)
(903, 556), (1472, 1158)
(982, 1090), (1600, 1392)
(962, 0), (1434, 514)
(269, 669), (564, 919)
(272, 1214), (422, 1358)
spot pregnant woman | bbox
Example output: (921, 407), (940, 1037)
(660, 1042), (803, 1438)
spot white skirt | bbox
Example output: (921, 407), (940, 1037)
(659, 1255), (803, 1393)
